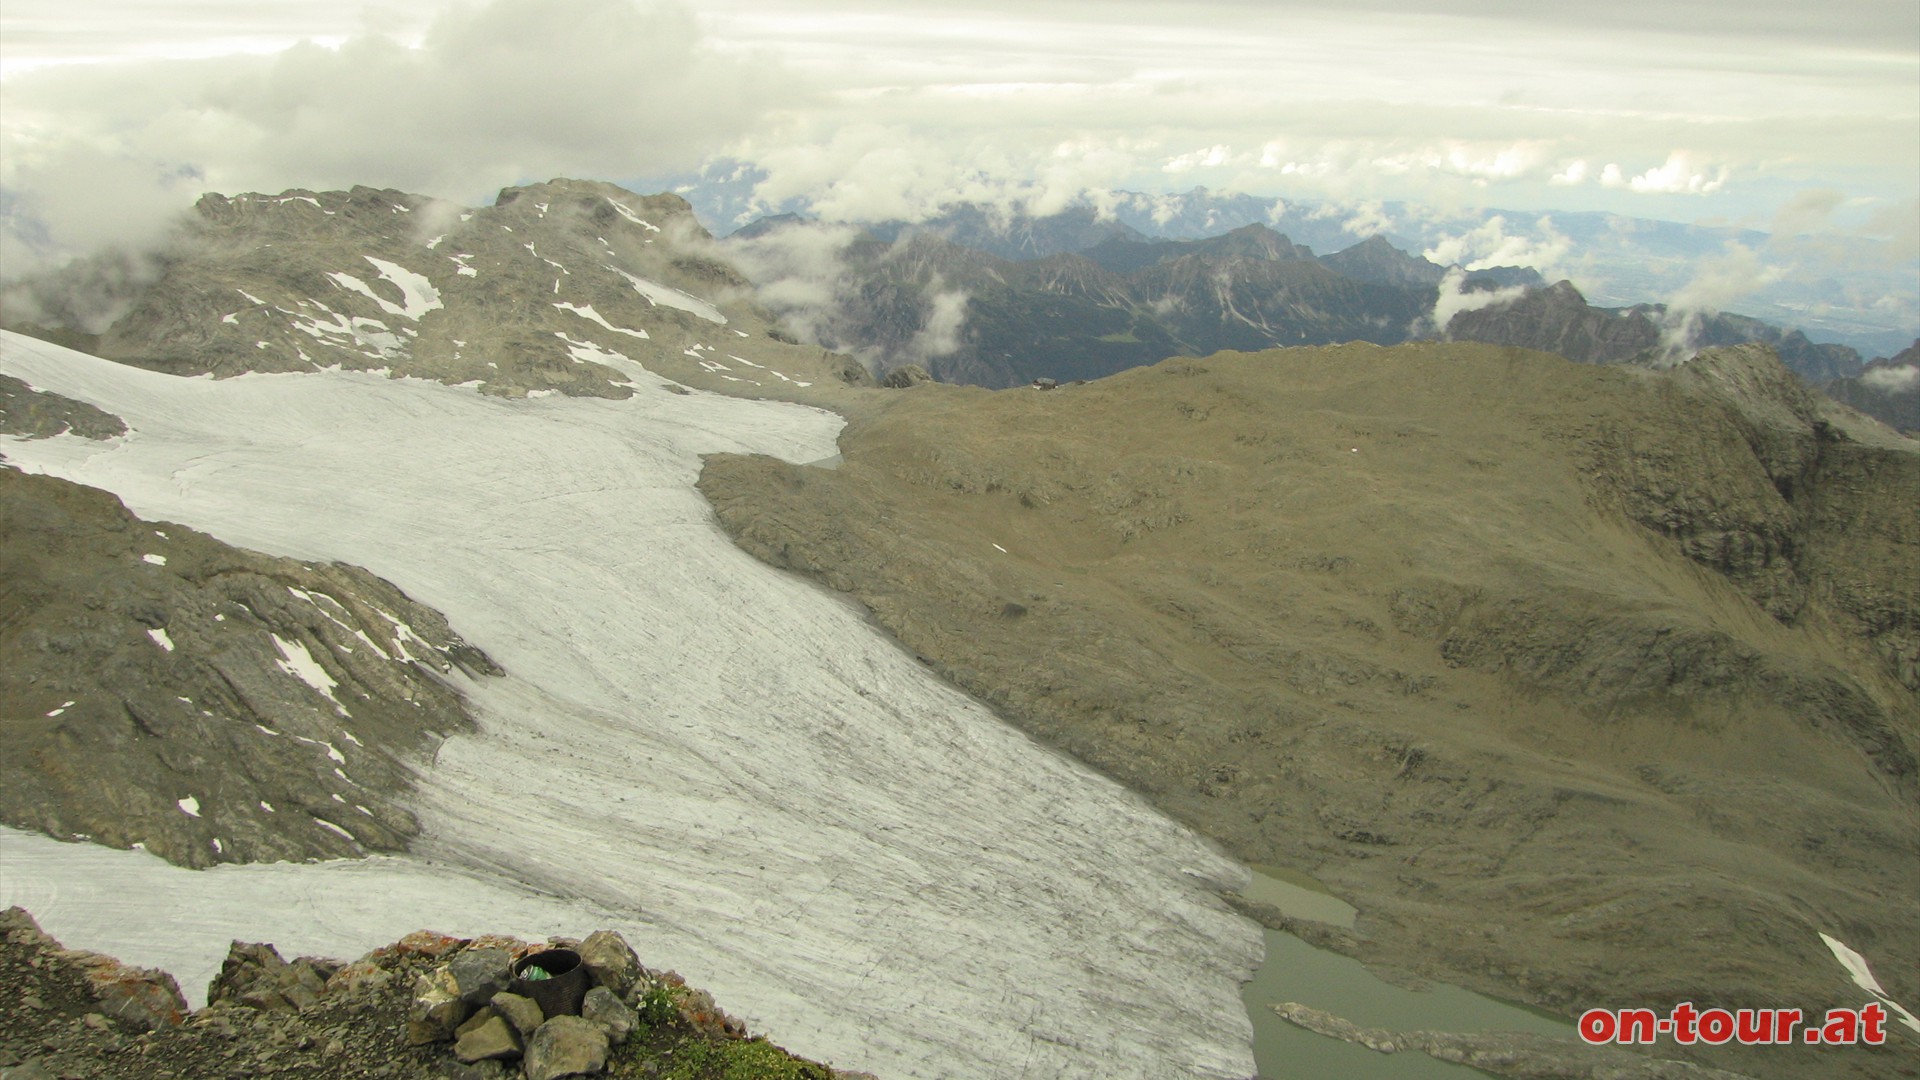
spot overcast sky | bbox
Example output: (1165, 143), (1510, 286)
(2, 0), (1915, 269)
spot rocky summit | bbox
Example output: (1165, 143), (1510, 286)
(0, 907), (864, 1080)
(700, 341), (1919, 1080)
(11, 179), (870, 404)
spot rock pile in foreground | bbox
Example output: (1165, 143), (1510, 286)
(0, 908), (865, 1080)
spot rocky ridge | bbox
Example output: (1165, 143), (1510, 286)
(0, 456), (500, 867)
(1821, 341), (1920, 435)
(699, 341), (1919, 1080)
(0, 907), (858, 1080)
(4, 180), (872, 405)
(726, 216), (1871, 390)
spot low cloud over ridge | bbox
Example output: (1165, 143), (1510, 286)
(1, 0), (793, 276)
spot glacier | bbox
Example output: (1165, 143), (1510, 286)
(0, 331), (1263, 1080)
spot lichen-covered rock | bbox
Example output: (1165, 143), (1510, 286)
(407, 965), (471, 1045)
(453, 1014), (523, 1063)
(581, 986), (635, 1045)
(66, 950), (188, 1031)
(207, 940), (334, 1013)
(446, 947), (512, 1006)
(524, 1015), (608, 1080)
(491, 991), (544, 1036)
(576, 930), (643, 997)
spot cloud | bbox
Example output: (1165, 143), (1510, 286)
(908, 289), (970, 362)
(1422, 215), (1570, 277)
(1656, 241), (1787, 360)
(1860, 365), (1918, 393)
(1771, 188), (1847, 236)
(1, 0), (791, 279)
(716, 218), (867, 348)
(1429, 267), (1527, 334)
(1600, 151), (1730, 195)
(738, 125), (1140, 225)
(1550, 160), (1589, 186)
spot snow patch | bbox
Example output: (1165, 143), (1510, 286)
(1822, 933), (1920, 1034)
(611, 268), (727, 324)
(608, 200), (661, 231)
(143, 553), (167, 566)
(177, 797), (200, 818)
(148, 628), (175, 652)
(270, 633), (345, 713)
(362, 258), (442, 319)
(554, 302), (650, 340)
(313, 819), (357, 842)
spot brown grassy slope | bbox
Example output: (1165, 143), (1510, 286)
(698, 342), (1919, 1079)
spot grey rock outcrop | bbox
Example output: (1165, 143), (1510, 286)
(880, 363), (932, 388)
(0, 467), (500, 867)
(0, 374), (126, 440)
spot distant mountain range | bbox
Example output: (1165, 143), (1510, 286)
(724, 209), (1908, 412)
(654, 169), (1918, 359)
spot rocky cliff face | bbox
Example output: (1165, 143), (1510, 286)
(1, 433), (499, 866)
(1821, 341), (1920, 434)
(699, 342), (1919, 1080)
(1446, 282), (1868, 381)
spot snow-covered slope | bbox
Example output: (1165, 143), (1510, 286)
(0, 330), (1262, 1080)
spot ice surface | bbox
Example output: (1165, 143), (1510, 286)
(0, 331), (1261, 1080)
(611, 267), (728, 324)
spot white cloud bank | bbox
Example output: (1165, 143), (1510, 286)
(1, 0), (1915, 302)
(1, 0), (792, 276)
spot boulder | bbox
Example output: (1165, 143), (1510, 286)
(523, 1015), (608, 1080)
(71, 952), (189, 1031)
(880, 363), (932, 388)
(581, 986), (635, 1045)
(453, 1015), (523, 1064)
(447, 947), (512, 1005)
(576, 931), (643, 996)
(407, 966), (472, 1045)
(490, 991), (544, 1036)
